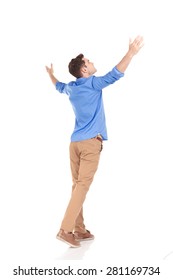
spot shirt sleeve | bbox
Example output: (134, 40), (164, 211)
(92, 67), (124, 91)
(55, 81), (68, 94)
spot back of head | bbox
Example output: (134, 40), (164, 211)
(68, 54), (85, 78)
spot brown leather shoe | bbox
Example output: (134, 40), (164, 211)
(74, 230), (94, 241)
(56, 229), (81, 248)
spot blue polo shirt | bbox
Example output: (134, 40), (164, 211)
(55, 67), (124, 142)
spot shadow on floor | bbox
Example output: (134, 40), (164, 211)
(55, 240), (94, 260)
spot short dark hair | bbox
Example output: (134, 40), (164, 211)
(68, 54), (85, 78)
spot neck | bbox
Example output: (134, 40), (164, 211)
(82, 73), (91, 78)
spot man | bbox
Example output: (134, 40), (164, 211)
(45, 36), (144, 248)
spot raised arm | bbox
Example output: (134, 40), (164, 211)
(45, 63), (58, 85)
(116, 35), (144, 73)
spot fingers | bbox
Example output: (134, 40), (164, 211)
(45, 64), (53, 73)
(130, 35), (143, 44)
(134, 35), (144, 46)
(131, 36), (144, 52)
(129, 37), (133, 45)
(129, 36), (144, 49)
(129, 35), (144, 55)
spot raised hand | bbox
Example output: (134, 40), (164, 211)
(45, 63), (54, 75)
(129, 35), (144, 55)
(45, 63), (58, 85)
(115, 35), (144, 73)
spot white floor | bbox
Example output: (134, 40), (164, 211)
(2, 222), (173, 279)
(1, 161), (173, 279)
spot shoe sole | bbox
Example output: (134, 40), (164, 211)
(75, 237), (94, 241)
(56, 235), (81, 248)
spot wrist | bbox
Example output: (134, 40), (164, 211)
(126, 50), (134, 58)
(49, 71), (54, 77)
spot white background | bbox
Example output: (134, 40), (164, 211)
(0, 0), (173, 278)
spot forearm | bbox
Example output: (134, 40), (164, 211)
(48, 72), (58, 85)
(115, 50), (134, 73)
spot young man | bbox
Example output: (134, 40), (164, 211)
(46, 36), (144, 248)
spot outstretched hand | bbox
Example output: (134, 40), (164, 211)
(45, 63), (58, 85)
(129, 35), (144, 55)
(45, 63), (54, 75)
(115, 35), (144, 73)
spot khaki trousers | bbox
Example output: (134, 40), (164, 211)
(60, 138), (102, 232)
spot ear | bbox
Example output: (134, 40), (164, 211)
(81, 65), (87, 76)
(81, 65), (87, 74)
